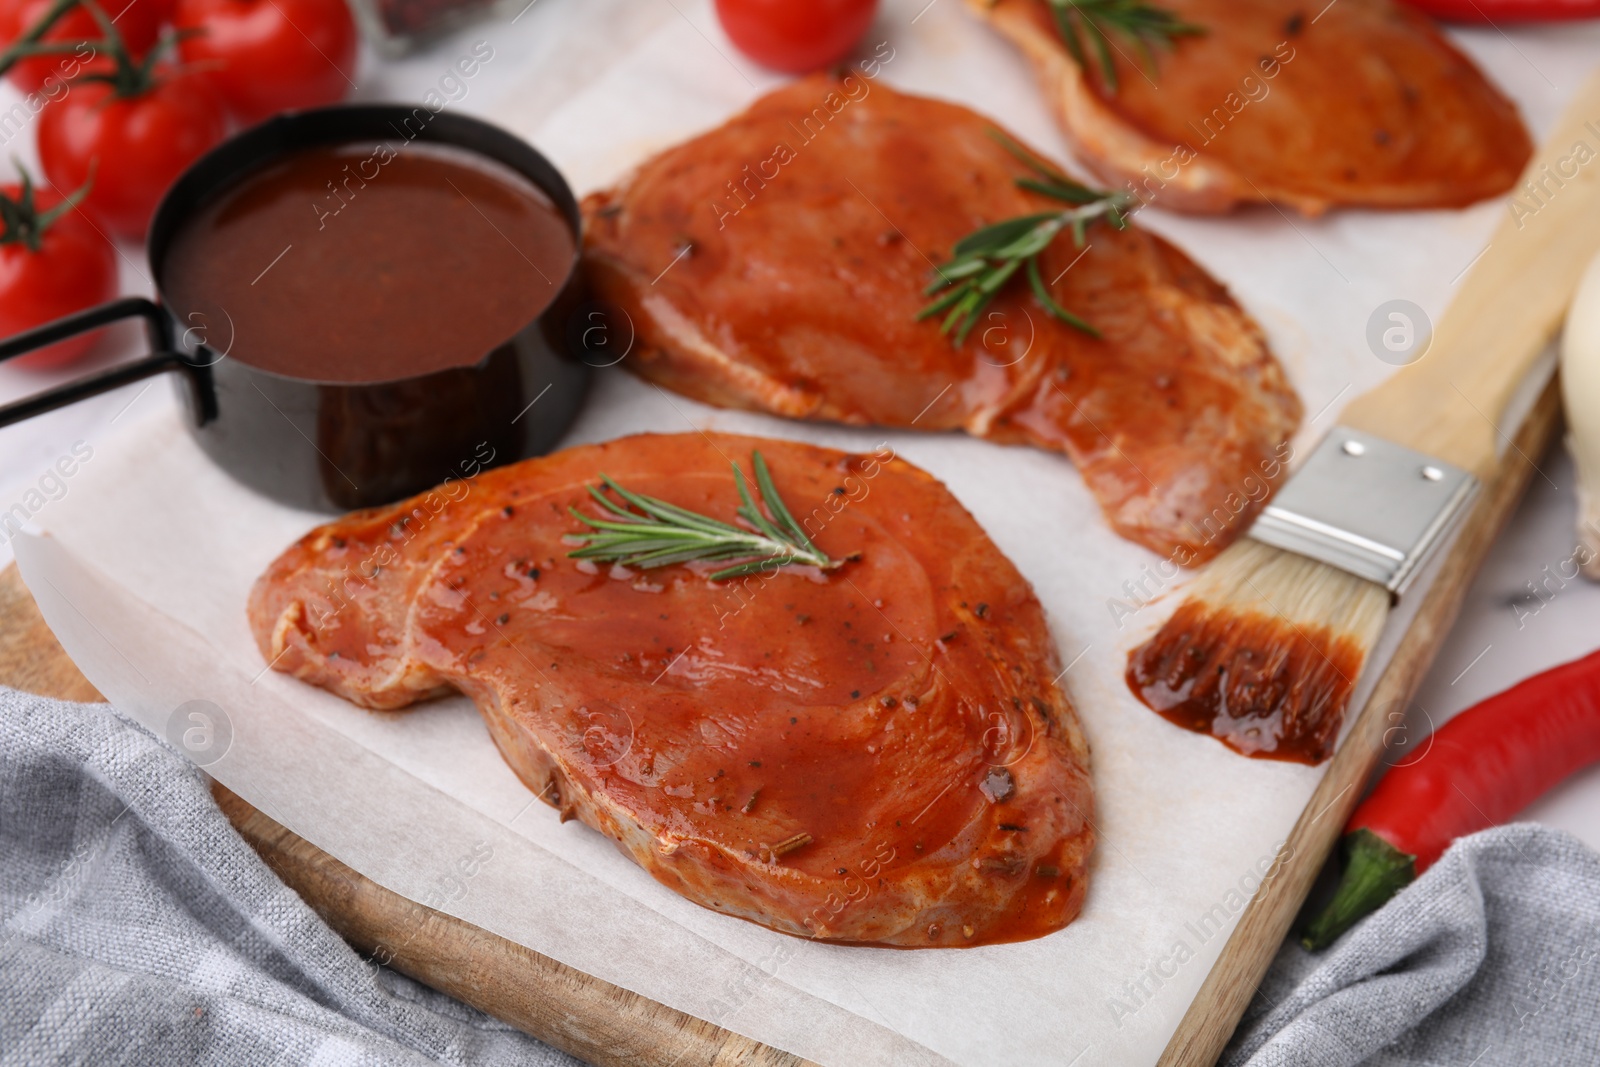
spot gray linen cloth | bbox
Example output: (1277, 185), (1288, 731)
(1227, 823), (1600, 1066)
(0, 687), (581, 1066)
(5, 685), (1599, 1066)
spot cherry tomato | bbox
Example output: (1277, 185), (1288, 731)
(714, 0), (879, 73)
(0, 177), (118, 367)
(0, 0), (169, 93)
(174, 0), (357, 126)
(37, 66), (227, 240)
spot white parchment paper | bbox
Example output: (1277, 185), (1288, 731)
(15, 4), (1600, 1064)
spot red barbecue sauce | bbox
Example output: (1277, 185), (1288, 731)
(1127, 600), (1367, 764)
(163, 142), (573, 383)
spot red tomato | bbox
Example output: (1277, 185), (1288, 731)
(37, 66), (227, 240)
(0, 180), (118, 367)
(0, 0), (169, 93)
(714, 0), (879, 73)
(174, 0), (357, 126)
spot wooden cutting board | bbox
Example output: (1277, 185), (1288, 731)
(0, 377), (1560, 1067)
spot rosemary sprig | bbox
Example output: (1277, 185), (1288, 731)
(1045, 0), (1204, 93)
(918, 131), (1135, 344)
(566, 451), (845, 581)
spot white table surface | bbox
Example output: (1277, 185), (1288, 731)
(2, 0), (1596, 918)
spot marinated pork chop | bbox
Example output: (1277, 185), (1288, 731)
(971, 0), (1532, 214)
(249, 433), (1095, 947)
(583, 78), (1301, 563)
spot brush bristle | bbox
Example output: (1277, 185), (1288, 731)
(1126, 540), (1389, 763)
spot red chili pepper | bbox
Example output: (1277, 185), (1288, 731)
(1405, 0), (1600, 20)
(1301, 647), (1600, 951)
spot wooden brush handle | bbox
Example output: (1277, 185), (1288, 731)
(1341, 68), (1600, 478)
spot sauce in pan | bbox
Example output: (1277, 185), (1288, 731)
(162, 142), (574, 383)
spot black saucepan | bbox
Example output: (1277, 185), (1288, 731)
(0, 106), (592, 512)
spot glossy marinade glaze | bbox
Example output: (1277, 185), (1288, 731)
(581, 77), (1302, 564)
(1125, 599), (1367, 763)
(248, 433), (1095, 946)
(974, 0), (1532, 214)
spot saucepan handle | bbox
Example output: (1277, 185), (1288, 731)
(0, 297), (204, 428)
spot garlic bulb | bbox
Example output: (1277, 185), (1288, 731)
(1561, 248), (1600, 580)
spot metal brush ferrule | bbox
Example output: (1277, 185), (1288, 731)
(1250, 428), (1479, 597)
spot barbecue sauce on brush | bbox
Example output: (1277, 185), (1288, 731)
(162, 143), (574, 382)
(1126, 601), (1365, 764)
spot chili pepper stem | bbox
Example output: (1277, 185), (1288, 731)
(1300, 828), (1416, 951)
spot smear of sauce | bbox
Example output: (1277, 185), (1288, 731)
(1126, 600), (1365, 764)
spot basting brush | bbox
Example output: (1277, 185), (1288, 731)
(1128, 70), (1600, 763)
